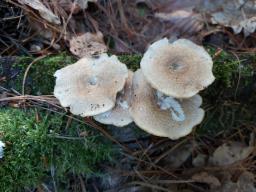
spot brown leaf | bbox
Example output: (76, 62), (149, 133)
(155, 10), (203, 35)
(209, 142), (254, 166)
(69, 31), (107, 58)
(17, 0), (61, 25)
(200, 0), (256, 36)
(211, 171), (256, 192)
(192, 172), (221, 189)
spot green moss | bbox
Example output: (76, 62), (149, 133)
(196, 48), (255, 135)
(197, 98), (255, 135)
(7, 53), (75, 95)
(0, 108), (114, 192)
(207, 47), (254, 87)
(118, 54), (142, 71)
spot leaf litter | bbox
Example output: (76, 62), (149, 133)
(1, 0), (256, 191)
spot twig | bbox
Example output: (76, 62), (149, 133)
(22, 54), (50, 95)
(126, 181), (173, 192)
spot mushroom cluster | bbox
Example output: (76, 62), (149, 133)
(54, 38), (215, 139)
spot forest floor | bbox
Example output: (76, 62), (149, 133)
(0, 0), (256, 191)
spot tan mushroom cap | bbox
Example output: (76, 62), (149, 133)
(129, 70), (205, 140)
(54, 54), (128, 117)
(140, 38), (215, 98)
(93, 71), (134, 127)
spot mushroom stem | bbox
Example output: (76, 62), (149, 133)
(156, 91), (186, 122)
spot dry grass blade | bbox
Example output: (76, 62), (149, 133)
(22, 54), (50, 95)
(125, 181), (173, 192)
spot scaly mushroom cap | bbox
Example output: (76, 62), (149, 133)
(129, 70), (205, 140)
(54, 54), (128, 116)
(140, 38), (215, 98)
(93, 70), (134, 127)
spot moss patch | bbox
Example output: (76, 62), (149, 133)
(117, 54), (142, 71)
(0, 108), (114, 192)
(207, 47), (254, 87)
(197, 48), (255, 135)
(1, 53), (75, 95)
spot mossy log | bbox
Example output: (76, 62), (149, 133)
(0, 49), (255, 191)
(0, 48), (255, 136)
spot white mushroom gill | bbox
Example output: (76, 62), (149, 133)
(99, 110), (112, 118)
(156, 91), (185, 122)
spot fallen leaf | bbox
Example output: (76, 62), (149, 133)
(209, 142), (254, 166)
(69, 31), (107, 58)
(17, 0), (61, 25)
(202, 0), (256, 36)
(155, 10), (203, 35)
(192, 172), (221, 189)
(211, 171), (256, 192)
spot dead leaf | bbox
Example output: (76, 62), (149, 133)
(237, 171), (256, 192)
(211, 171), (256, 192)
(155, 10), (204, 35)
(17, 0), (61, 25)
(69, 31), (107, 58)
(192, 172), (221, 189)
(209, 142), (254, 166)
(202, 0), (256, 36)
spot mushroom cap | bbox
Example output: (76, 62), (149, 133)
(54, 54), (128, 117)
(129, 70), (205, 140)
(93, 71), (134, 127)
(140, 38), (215, 98)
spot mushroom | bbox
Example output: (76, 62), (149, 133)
(93, 70), (134, 127)
(129, 70), (205, 140)
(140, 38), (215, 98)
(54, 54), (128, 117)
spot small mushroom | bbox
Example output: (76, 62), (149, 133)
(54, 54), (128, 116)
(93, 70), (134, 127)
(140, 38), (215, 98)
(129, 70), (204, 140)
